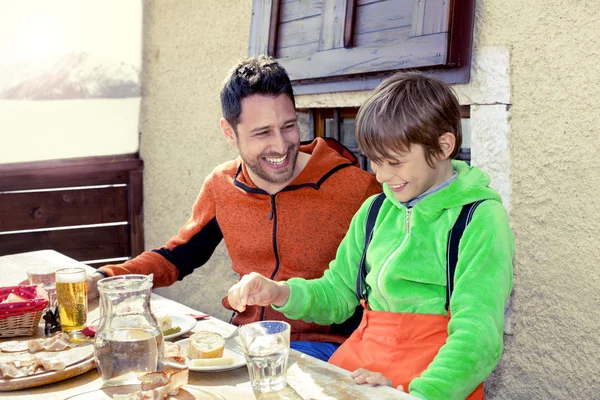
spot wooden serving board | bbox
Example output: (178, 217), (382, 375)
(0, 340), (96, 391)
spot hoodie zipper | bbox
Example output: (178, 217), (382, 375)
(377, 207), (412, 310)
(261, 195), (281, 321)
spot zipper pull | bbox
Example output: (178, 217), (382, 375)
(405, 208), (411, 233)
(269, 195), (276, 220)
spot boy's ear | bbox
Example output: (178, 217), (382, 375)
(220, 118), (238, 146)
(438, 132), (456, 160)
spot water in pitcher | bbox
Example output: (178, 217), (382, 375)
(95, 327), (164, 386)
(94, 274), (164, 386)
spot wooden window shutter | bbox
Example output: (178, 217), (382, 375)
(248, 0), (475, 92)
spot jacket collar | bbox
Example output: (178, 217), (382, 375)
(234, 137), (357, 194)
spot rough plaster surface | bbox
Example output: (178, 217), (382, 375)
(471, 105), (511, 213)
(140, 0), (251, 321)
(473, 1), (600, 398)
(141, 0), (600, 397)
(454, 46), (510, 106)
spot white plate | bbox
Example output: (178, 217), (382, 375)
(173, 337), (246, 372)
(164, 314), (197, 341)
(63, 384), (226, 399)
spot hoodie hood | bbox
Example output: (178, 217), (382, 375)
(235, 137), (358, 191)
(382, 160), (502, 215)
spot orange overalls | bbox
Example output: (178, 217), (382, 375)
(328, 196), (484, 399)
(328, 300), (484, 399)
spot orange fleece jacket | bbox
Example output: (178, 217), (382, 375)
(101, 138), (381, 343)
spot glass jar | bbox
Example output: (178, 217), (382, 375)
(94, 274), (164, 386)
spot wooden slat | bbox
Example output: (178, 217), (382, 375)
(353, 0), (413, 34)
(280, 32), (447, 80)
(280, 0), (323, 22)
(319, 0), (347, 51)
(411, 0), (450, 37)
(332, 109), (341, 141)
(268, 0), (281, 56)
(277, 42), (320, 59)
(344, 0), (357, 48)
(0, 225), (130, 261)
(447, 0), (475, 68)
(0, 155), (142, 192)
(248, 0), (274, 56)
(0, 187), (128, 232)
(85, 259), (129, 269)
(128, 169), (144, 258)
(356, 0), (380, 5)
(277, 16), (321, 50)
(353, 24), (410, 47)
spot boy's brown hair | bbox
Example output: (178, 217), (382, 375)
(356, 71), (462, 168)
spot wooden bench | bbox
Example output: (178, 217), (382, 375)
(0, 154), (144, 269)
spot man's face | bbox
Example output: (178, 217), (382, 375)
(371, 145), (446, 203)
(231, 94), (300, 187)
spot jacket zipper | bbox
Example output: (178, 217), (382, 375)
(261, 195), (280, 321)
(377, 207), (411, 310)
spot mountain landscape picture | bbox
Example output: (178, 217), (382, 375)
(0, 51), (140, 100)
(0, 0), (142, 163)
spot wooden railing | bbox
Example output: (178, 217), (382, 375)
(0, 154), (144, 268)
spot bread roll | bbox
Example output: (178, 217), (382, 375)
(186, 331), (225, 359)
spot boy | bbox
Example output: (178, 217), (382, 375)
(227, 71), (514, 399)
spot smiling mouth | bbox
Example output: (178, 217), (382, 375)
(264, 154), (288, 166)
(388, 183), (407, 191)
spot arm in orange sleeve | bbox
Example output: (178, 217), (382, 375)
(99, 173), (223, 288)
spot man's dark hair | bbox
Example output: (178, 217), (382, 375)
(220, 55), (295, 131)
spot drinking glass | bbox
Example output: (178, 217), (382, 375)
(239, 321), (290, 393)
(55, 267), (88, 338)
(27, 266), (58, 310)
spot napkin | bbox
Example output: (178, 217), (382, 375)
(186, 312), (210, 320)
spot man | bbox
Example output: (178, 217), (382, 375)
(88, 56), (381, 361)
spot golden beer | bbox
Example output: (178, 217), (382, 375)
(56, 268), (88, 332)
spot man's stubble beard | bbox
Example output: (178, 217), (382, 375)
(240, 142), (300, 184)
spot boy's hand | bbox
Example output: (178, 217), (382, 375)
(351, 368), (405, 391)
(227, 272), (290, 312)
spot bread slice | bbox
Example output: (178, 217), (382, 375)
(1, 293), (26, 304)
(155, 313), (172, 331)
(186, 331), (225, 359)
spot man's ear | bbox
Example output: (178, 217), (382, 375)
(220, 118), (238, 146)
(438, 132), (456, 160)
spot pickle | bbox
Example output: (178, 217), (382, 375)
(162, 326), (181, 336)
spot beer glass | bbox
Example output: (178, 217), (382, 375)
(239, 321), (290, 393)
(55, 267), (88, 337)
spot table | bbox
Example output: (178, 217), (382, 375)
(1, 250), (416, 400)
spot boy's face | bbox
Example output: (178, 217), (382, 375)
(371, 143), (452, 203)
(221, 94), (300, 188)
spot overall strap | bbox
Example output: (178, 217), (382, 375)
(445, 200), (484, 310)
(356, 193), (386, 300)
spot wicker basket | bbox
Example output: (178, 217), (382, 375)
(0, 310), (44, 338)
(0, 285), (48, 338)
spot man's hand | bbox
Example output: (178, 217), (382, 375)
(87, 272), (106, 300)
(351, 368), (405, 391)
(227, 272), (290, 313)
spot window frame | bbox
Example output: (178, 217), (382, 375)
(312, 105), (471, 170)
(249, 0), (476, 95)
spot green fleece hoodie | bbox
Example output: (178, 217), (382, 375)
(275, 161), (514, 400)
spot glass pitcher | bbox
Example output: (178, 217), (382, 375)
(94, 274), (164, 386)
